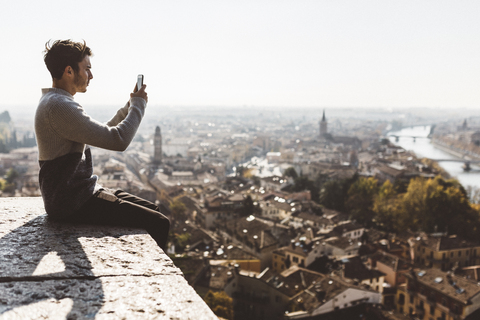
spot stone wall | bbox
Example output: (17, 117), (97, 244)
(0, 197), (218, 320)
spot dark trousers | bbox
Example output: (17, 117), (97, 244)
(64, 189), (170, 251)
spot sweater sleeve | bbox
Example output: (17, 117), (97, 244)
(49, 96), (146, 152)
(106, 101), (130, 127)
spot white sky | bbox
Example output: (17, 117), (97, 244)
(1, 0), (479, 110)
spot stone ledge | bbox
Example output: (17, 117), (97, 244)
(0, 197), (218, 320)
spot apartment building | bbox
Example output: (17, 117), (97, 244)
(397, 268), (480, 320)
(412, 235), (480, 271)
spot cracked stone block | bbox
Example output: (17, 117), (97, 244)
(0, 198), (218, 320)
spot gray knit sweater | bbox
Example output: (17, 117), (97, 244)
(34, 88), (146, 217)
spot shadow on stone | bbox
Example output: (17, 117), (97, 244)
(0, 215), (114, 318)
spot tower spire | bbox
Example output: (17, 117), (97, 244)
(319, 110), (327, 138)
(153, 126), (162, 164)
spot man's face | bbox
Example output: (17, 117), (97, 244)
(73, 55), (93, 93)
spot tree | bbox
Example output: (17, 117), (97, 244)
(238, 195), (260, 217)
(401, 176), (480, 239)
(6, 168), (19, 184)
(319, 180), (345, 211)
(283, 167), (298, 179)
(373, 180), (405, 232)
(169, 199), (187, 220)
(345, 177), (378, 226)
(291, 175), (319, 202)
(319, 174), (358, 211)
(204, 290), (234, 320)
(173, 232), (191, 253)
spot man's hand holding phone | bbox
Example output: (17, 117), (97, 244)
(131, 74), (148, 102)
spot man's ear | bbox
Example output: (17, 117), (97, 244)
(64, 66), (74, 77)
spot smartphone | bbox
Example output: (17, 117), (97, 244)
(137, 74), (144, 92)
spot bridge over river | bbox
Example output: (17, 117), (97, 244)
(387, 134), (429, 142)
(429, 159), (480, 172)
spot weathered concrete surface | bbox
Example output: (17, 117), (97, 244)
(0, 197), (218, 320)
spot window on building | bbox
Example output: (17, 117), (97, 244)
(459, 251), (462, 257)
(453, 305), (460, 314)
(430, 305), (434, 315)
(410, 295), (414, 304)
(451, 252), (454, 257)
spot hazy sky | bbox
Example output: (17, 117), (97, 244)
(1, 0), (479, 110)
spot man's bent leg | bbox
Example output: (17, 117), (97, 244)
(113, 189), (159, 211)
(68, 190), (170, 251)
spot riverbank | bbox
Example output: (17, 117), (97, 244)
(430, 139), (467, 159)
(431, 137), (480, 161)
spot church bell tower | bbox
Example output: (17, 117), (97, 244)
(319, 110), (327, 138)
(154, 126), (162, 164)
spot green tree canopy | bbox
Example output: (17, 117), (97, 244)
(319, 174), (358, 211)
(401, 176), (476, 237)
(5, 168), (19, 184)
(345, 177), (378, 226)
(238, 195), (261, 217)
(283, 167), (298, 179)
(372, 180), (405, 232)
(204, 290), (233, 320)
(169, 199), (187, 219)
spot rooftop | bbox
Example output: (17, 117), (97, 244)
(406, 268), (480, 304)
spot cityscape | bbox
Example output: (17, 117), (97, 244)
(2, 105), (480, 319)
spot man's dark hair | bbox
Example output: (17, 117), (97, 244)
(44, 40), (92, 80)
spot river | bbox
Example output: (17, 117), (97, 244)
(388, 126), (480, 189)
